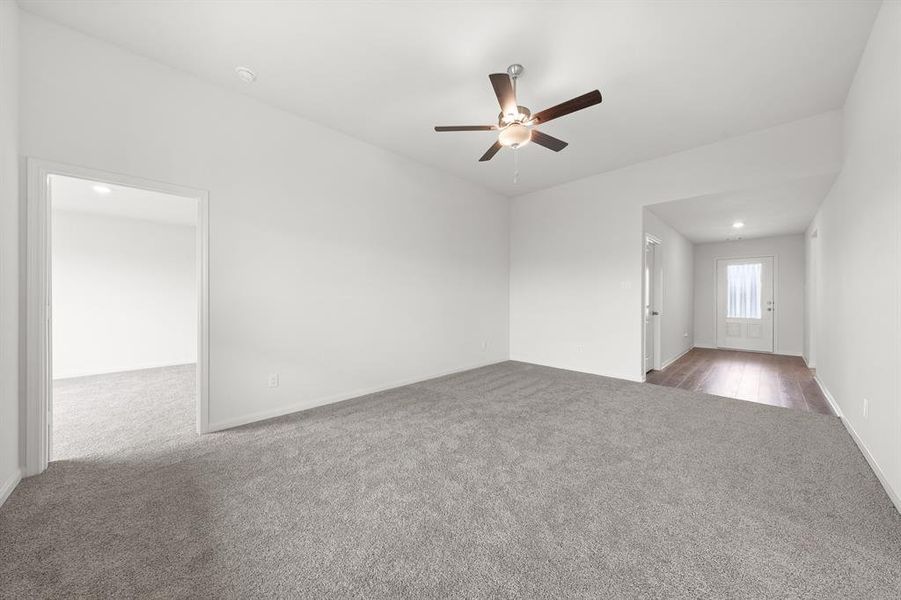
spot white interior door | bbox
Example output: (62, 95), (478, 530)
(644, 241), (657, 372)
(716, 257), (774, 352)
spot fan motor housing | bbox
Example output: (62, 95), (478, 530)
(498, 106), (532, 127)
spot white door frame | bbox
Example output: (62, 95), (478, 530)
(643, 234), (662, 377)
(713, 254), (777, 353)
(25, 158), (211, 476)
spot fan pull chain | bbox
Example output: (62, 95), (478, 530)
(513, 147), (519, 184)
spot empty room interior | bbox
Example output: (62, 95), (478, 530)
(0, 1), (899, 598)
(50, 176), (199, 461)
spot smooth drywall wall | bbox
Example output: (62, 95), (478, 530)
(803, 228), (819, 367)
(52, 211), (197, 379)
(808, 1), (900, 509)
(510, 111), (841, 381)
(643, 209), (694, 368)
(0, 1), (19, 504)
(693, 234), (805, 356)
(20, 13), (510, 429)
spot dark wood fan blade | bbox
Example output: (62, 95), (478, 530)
(479, 141), (503, 162)
(434, 125), (497, 132)
(531, 90), (602, 124)
(531, 129), (568, 152)
(489, 73), (517, 116)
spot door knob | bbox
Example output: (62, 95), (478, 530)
(651, 311), (659, 316)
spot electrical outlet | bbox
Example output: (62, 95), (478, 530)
(683, 332), (688, 337)
(863, 398), (869, 418)
(481, 340), (489, 350)
(268, 373), (279, 388)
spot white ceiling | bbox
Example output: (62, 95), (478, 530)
(21, 1), (879, 197)
(647, 173), (836, 244)
(51, 175), (197, 226)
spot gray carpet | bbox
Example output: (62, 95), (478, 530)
(51, 364), (197, 461)
(1, 361), (899, 599)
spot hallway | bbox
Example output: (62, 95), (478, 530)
(645, 348), (833, 415)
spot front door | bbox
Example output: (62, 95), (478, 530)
(716, 257), (774, 352)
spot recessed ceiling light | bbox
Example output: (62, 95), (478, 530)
(732, 221), (745, 229)
(235, 66), (257, 83)
(92, 185), (111, 195)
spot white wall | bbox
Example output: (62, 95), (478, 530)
(803, 230), (817, 366)
(643, 209), (694, 368)
(693, 234), (805, 356)
(807, 2), (900, 509)
(52, 211), (197, 379)
(0, 1), (19, 504)
(20, 13), (510, 430)
(509, 111), (841, 381)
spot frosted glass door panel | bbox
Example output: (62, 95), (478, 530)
(726, 263), (762, 319)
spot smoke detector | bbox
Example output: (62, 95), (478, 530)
(235, 66), (257, 83)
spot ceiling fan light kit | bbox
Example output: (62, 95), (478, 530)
(434, 63), (603, 178)
(498, 122), (531, 148)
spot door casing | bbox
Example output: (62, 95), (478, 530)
(643, 234), (662, 376)
(24, 158), (211, 476)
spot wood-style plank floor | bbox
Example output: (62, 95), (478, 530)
(645, 347), (833, 415)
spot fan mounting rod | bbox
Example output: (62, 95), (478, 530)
(506, 63), (525, 79)
(507, 64), (524, 95)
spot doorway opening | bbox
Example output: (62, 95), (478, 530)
(641, 192), (828, 414)
(25, 160), (209, 475)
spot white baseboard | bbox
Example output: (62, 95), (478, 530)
(814, 376), (843, 418)
(53, 361), (196, 380)
(814, 376), (900, 514)
(659, 347), (693, 371)
(509, 354), (641, 383)
(208, 359), (507, 432)
(0, 468), (22, 508)
(693, 342), (802, 358)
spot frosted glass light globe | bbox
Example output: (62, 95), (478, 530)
(498, 123), (531, 148)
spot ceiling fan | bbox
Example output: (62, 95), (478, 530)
(434, 64), (602, 162)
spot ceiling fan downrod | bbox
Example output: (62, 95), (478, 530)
(507, 63), (524, 96)
(508, 64), (525, 184)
